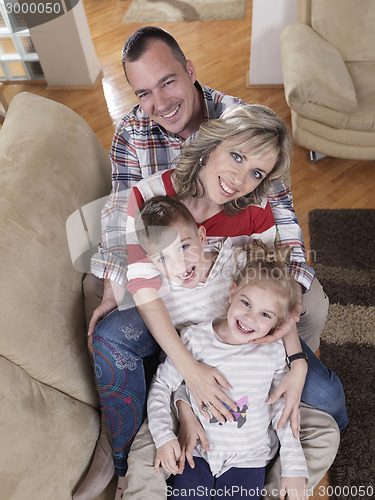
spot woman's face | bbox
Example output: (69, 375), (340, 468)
(199, 141), (277, 206)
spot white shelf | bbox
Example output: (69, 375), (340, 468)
(0, 2), (43, 81)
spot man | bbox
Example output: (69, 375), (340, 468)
(76, 26), (341, 500)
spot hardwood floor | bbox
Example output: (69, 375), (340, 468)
(1, 1), (374, 498)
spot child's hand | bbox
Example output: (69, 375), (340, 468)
(184, 361), (237, 422)
(279, 477), (309, 499)
(176, 400), (210, 470)
(154, 439), (184, 476)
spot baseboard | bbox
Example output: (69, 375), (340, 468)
(0, 71), (103, 90)
(245, 71), (284, 89)
(45, 71), (104, 90)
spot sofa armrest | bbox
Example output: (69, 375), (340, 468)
(281, 23), (357, 125)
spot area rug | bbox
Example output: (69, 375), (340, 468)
(122, 0), (247, 23)
(308, 209), (375, 500)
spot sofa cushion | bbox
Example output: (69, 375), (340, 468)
(311, 0), (375, 62)
(0, 92), (111, 406)
(346, 62), (375, 132)
(0, 356), (100, 499)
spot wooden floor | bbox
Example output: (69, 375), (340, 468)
(1, 1), (374, 497)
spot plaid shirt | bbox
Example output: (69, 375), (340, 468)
(90, 82), (314, 291)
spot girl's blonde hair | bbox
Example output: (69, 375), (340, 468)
(234, 240), (299, 326)
(173, 104), (292, 215)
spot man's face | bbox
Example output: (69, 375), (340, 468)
(125, 40), (198, 139)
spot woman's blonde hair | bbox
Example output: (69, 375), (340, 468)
(234, 240), (299, 326)
(173, 104), (292, 215)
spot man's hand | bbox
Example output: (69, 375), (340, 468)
(266, 359), (307, 437)
(87, 279), (125, 353)
(154, 439), (183, 475)
(176, 400), (210, 470)
(279, 477), (309, 500)
(183, 361), (237, 424)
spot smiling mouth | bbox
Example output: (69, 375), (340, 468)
(178, 266), (195, 281)
(219, 177), (236, 195)
(161, 104), (180, 119)
(237, 320), (255, 334)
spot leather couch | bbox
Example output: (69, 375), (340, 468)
(281, 0), (375, 160)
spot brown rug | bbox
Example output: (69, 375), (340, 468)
(308, 209), (375, 500)
(122, 0), (247, 23)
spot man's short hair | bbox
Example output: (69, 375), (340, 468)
(122, 26), (187, 79)
(134, 195), (197, 253)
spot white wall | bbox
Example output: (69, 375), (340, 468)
(249, 0), (297, 85)
(30, 1), (101, 86)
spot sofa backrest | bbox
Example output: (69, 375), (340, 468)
(299, 0), (375, 62)
(0, 92), (111, 408)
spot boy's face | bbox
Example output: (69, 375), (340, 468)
(147, 218), (209, 289)
(225, 282), (281, 344)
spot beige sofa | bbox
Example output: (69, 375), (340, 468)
(0, 92), (115, 499)
(281, 0), (375, 160)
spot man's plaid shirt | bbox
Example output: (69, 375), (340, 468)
(90, 82), (315, 291)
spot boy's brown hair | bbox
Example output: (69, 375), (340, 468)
(134, 195), (198, 253)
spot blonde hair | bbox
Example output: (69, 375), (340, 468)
(173, 104), (292, 215)
(234, 240), (299, 325)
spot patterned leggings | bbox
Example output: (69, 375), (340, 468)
(92, 306), (160, 476)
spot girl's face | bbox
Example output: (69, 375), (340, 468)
(199, 141), (277, 207)
(223, 282), (281, 345)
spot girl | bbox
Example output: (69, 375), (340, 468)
(147, 243), (309, 500)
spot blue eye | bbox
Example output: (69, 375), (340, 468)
(261, 312), (271, 319)
(251, 170), (263, 181)
(231, 152), (242, 163)
(241, 299), (250, 308)
(157, 255), (167, 263)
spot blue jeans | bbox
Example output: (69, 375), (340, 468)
(301, 339), (348, 430)
(168, 457), (265, 499)
(92, 306), (347, 476)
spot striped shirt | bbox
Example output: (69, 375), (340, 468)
(90, 82), (314, 291)
(126, 170), (276, 295)
(148, 321), (309, 478)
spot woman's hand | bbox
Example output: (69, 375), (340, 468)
(279, 477), (308, 500)
(267, 359), (308, 437)
(183, 361), (237, 423)
(176, 400), (210, 470)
